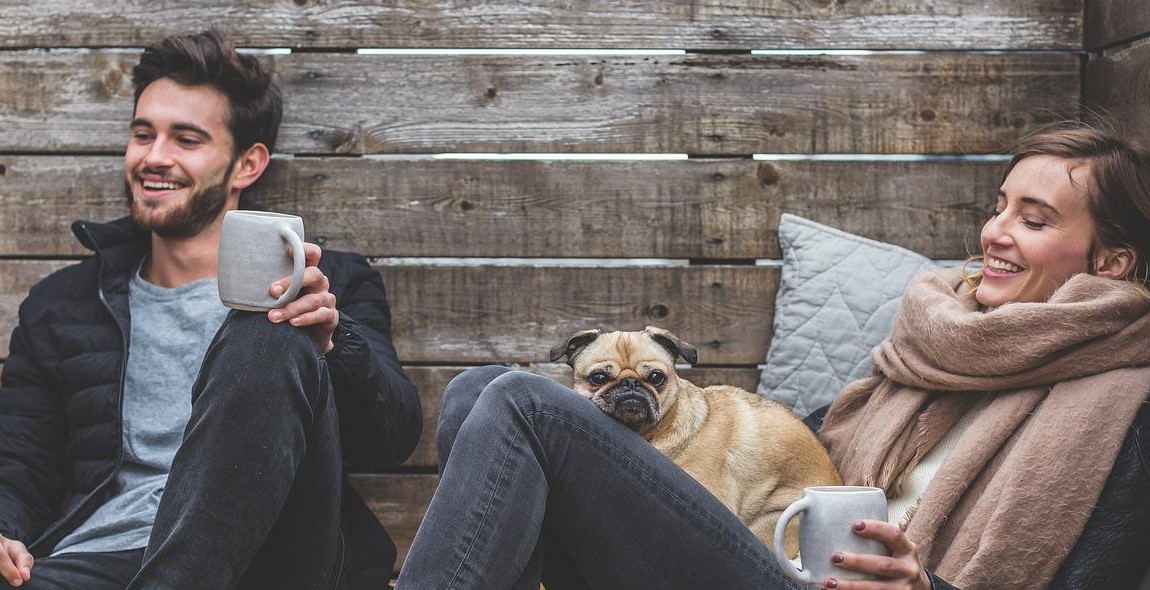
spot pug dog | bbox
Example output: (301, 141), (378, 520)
(550, 326), (842, 557)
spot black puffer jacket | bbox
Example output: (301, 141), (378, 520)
(0, 216), (422, 586)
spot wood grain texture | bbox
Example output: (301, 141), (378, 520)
(1084, 37), (1150, 143)
(1086, 0), (1150, 50)
(0, 156), (997, 259)
(0, 51), (1079, 155)
(0, 262), (776, 363)
(382, 264), (776, 364)
(400, 364), (761, 467)
(0, 0), (1080, 50)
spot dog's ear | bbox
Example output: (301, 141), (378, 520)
(644, 326), (698, 365)
(550, 329), (603, 366)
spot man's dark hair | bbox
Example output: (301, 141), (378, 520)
(132, 30), (282, 155)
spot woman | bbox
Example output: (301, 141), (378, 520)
(394, 123), (1150, 590)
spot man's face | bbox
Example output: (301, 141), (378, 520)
(124, 78), (238, 239)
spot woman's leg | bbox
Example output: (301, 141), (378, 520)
(398, 368), (799, 590)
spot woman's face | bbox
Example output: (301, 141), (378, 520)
(977, 155), (1098, 307)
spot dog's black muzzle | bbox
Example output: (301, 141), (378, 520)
(602, 379), (659, 429)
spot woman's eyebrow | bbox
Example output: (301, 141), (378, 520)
(1019, 195), (1062, 220)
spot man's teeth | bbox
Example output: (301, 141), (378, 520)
(987, 257), (1022, 273)
(142, 180), (183, 190)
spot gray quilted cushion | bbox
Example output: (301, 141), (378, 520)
(757, 214), (936, 416)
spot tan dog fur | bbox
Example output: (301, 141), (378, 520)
(551, 326), (842, 557)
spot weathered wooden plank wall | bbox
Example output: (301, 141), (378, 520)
(1, 1), (1080, 50)
(0, 52), (1078, 154)
(0, 0), (1090, 571)
(1086, 0), (1150, 50)
(1084, 0), (1150, 147)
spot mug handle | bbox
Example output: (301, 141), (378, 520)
(271, 224), (307, 307)
(773, 496), (816, 586)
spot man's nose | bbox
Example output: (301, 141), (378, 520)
(142, 139), (176, 168)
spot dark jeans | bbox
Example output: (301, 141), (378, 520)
(395, 366), (803, 590)
(10, 312), (347, 590)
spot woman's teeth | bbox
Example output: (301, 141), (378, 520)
(987, 257), (1022, 273)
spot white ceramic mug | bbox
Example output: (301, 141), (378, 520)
(217, 210), (306, 311)
(772, 486), (891, 586)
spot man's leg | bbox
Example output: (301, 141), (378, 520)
(126, 312), (344, 589)
(2, 549), (143, 590)
(399, 368), (800, 590)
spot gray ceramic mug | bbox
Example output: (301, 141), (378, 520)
(772, 486), (891, 586)
(217, 210), (306, 311)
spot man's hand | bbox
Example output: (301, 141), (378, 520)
(267, 242), (339, 354)
(0, 534), (32, 587)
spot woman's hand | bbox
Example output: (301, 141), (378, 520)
(820, 520), (931, 590)
(0, 533), (32, 587)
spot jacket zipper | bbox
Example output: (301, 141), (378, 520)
(29, 222), (130, 552)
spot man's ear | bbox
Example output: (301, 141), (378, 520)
(229, 143), (271, 192)
(1094, 245), (1136, 279)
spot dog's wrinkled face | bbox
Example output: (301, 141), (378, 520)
(565, 331), (685, 432)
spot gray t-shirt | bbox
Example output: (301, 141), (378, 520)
(52, 268), (229, 555)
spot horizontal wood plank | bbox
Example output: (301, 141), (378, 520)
(0, 156), (997, 259)
(401, 364), (761, 467)
(1084, 37), (1150, 146)
(0, 52), (1079, 155)
(0, 262), (777, 364)
(0, 1), (1080, 50)
(383, 264), (776, 364)
(1086, 0), (1150, 50)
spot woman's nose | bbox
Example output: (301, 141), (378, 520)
(981, 212), (1013, 246)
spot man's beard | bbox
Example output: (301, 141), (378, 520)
(126, 163), (233, 239)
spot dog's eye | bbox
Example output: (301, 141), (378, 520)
(589, 372), (611, 386)
(647, 371), (666, 386)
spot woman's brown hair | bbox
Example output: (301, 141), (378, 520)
(964, 121), (1150, 289)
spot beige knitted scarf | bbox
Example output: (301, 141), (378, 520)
(819, 268), (1150, 590)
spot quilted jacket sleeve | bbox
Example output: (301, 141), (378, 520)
(320, 251), (421, 470)
(0, 302), (68, 543)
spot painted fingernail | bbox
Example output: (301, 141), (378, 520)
(831, 552), (845, 564)
(853, 520), (866, 531)
(269, 311), (284, 322)
(824, 577), (838, 589)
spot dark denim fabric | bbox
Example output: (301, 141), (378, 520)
(397, 366), (803, 590)
(120, 311), (346, 590)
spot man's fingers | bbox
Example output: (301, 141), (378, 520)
(0, 545), (29, 586)
(270, 267), (329, 299)
(301, 242), (322, 266)
(286, 305), (339, 328)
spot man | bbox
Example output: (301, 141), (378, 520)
(0, 31), (421, 589)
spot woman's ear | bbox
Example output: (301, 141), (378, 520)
(229, 143), (271, 191)
(1094, 245), (1136, 279)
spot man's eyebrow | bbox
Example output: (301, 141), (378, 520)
(128, 118), (213, 141)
